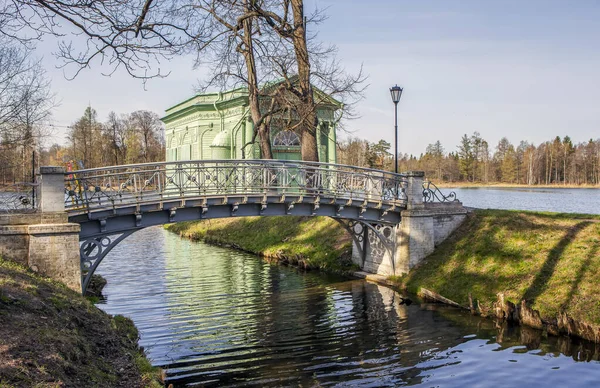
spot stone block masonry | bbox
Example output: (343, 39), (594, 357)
(0, 225), (30, 266)
(0, 214), (82, 292)
(0, 167), (83, 292)
(430, 203), (468, 246)
(38, 166), (68, 213)
(397, 209), (436, 273)
(28, 223), (81, 291)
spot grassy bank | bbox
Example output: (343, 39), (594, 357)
(399, 210), (600, 329)
(0, 259), (161, 387)
(165, 216), (354, 271)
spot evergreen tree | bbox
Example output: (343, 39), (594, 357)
(425, 140), (444, 180)
(457, 134), (474, 181)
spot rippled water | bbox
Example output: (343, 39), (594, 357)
(449, 187), (600, 214)
(96, 227), (600, 387)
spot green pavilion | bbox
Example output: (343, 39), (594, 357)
(161, 85), (342, 163)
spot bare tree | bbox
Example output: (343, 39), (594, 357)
(0, 39), (56, 183)
(5, 0), (364, 161)
(103, 112), (129, 165)
(0, 43), (54, 137)
(196, 0), (366, 161)
(130, 110), (164, 163)
(248, 0), (366, 161)
(189, 0), (281, 159)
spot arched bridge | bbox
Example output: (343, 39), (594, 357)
(0, 160), (465, 294)
(61, 160), (419, 292)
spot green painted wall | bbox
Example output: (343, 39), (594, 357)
(161, 86), (341, 163)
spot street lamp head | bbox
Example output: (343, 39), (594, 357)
(390, 85), (403, 104)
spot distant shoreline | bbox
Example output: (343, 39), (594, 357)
(435, 182), (600, 189)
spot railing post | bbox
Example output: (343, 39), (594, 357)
(38, 166), (66, 213)
(405, 171), (425, 210)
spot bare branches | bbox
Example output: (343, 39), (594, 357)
(0, 0), (366, 162)
(0, 0), (213, 81)
(0, 38), (56, 185)
(195, 0), (367, 160)
(135, 0), (155, 37)
(0, 41), (56, 146)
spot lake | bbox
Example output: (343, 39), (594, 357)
(445, 187), (600, 214)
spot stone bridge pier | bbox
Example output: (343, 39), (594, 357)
(351, 171), (467, 277)
(0, 167), (81, 291)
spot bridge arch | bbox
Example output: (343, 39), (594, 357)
(79, 215), (399, 294)
(65, 159), (409, 292)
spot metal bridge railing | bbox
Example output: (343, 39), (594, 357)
(64, 160), (409, 215)
(422, 180), (457, 203)
(0, 182), (38, 213)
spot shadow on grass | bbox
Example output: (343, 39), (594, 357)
(564, 240), (598, 309)
(405, 211), (599, 313)
(522, 221), (591, 304)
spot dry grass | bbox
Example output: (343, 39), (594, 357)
(0, 259), (162, 388)
(401, 210), (600, 325)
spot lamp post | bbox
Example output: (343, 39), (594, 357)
(389, 85), (403, 173)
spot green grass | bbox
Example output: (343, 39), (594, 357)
(165, 216), (355, 271)
(0, 258), (162, 387)
(400, 209), (600, 326)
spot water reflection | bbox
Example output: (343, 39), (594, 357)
(97, 227), (600, 387)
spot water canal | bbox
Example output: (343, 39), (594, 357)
(97, 225), (600, 387)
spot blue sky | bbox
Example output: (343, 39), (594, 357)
(42, 0), (600, 155)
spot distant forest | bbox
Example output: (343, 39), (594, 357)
(0, 106), (164, 185)
(337, 132), (600, 185)
(3, 107), (599, 188)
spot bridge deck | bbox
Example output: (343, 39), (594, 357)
(63, 160), (408, 238)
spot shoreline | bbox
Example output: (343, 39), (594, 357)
(436, 182), (600, 189)
(166, 210), (600, 345)
(396, 209), (600, 344)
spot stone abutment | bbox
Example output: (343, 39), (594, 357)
(351, 171), (467, 277)
(0, 167), (81, 291)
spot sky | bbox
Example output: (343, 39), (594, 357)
(37, 0), (600, 156)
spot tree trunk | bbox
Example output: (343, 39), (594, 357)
(242, 3), (272, 159)
(528, 153), (533, 185)
(548, 152), (552, 184)
(563, 149), (567, 185)
(291, 0), (319, 162)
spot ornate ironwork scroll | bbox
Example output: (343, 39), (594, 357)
(335, 219), (368, 264)
(422, 180), (457, 203)
(80, 231), (136, 293)
(367, 224), (395, 263)
(335, 219), (396, 273)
